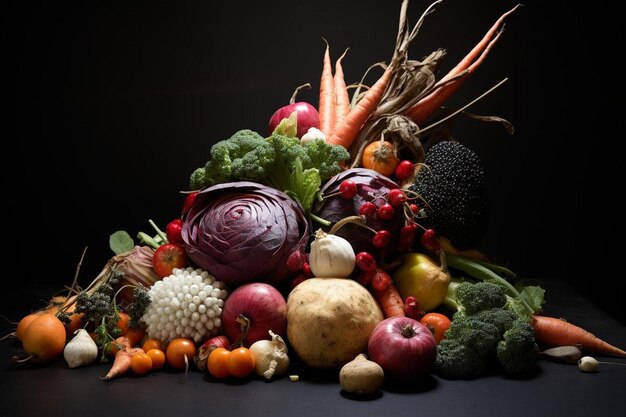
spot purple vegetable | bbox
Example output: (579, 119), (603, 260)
(181, 181), (309, 287)
(314, 168), (405, 260)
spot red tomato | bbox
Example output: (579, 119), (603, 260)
(419, 312), (452, 344)
(153, 243), (188, 278)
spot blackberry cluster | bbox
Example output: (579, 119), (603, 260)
(409, 141), (488, 249)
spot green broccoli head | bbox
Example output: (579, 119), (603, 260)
(435, 338), (486, 379)
(302, 139), (350, 180)
(455, 281), (507, 315)
(445, 315), (501, 355)
(472, 308), (517, 335)
(203, 129), (274, 185)
(496, 319), (539, 375)
(189, 167), (207, 190)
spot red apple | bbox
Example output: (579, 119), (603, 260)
(268, 83), (320, 138)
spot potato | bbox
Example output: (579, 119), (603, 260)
(339, 354), (385, 395)
(287, 278), (384, 369)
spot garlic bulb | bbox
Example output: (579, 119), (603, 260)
(309, 229), (355, 278)
(63, 329), (98, 368)
(249, 330), (290, 380)
(300, 127), (326, 144)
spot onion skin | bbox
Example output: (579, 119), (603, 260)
(367, 316), (437, 380)
(221, 283), (288, 348)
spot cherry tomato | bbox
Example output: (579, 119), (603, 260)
(166, 219), (184, 244)
(182, 192), (198, 214)
(338, 180), (358, 199)
(142, 338), (163, 352)
(146, 348), (166, 371)
(166, 338), (197, 370)
(387, 189), (407, 207)
(398, 223), (418, 252)
(125, 327), (146, 347)
(226, 347), (256, 378)
(409, 203), (420, 215)
(394, 160), (415, 181)
(361, 140), (399, 177)
(420, 228), (441, 252)
(116, 312), (130, 335)
(207, 347), (232, 378)
(419, 312), (452, 344)
(130, 352), (153, 375)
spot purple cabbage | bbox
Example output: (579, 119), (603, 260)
(181, 181), (309, 287)
(313, 168), (405, 260)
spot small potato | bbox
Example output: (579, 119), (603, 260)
(340, 354), (385, 395)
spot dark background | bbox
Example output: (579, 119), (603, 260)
(2, 1), (623, 322)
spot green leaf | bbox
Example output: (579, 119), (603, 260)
(272, 111), (298, 137)
(518, 285), (545, 314)
(109, 230), (134, 255)
(288, 158), (321, 214)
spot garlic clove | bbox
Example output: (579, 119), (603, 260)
(63, 329), (99, 368)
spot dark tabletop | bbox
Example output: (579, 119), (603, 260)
(1, 278), (625, 417)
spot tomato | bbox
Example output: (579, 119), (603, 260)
(131, 352), (153, 375)
(226, 347), (256, 378)
(116, 312), (130, 335)
(166, 338), (197, 370)
(142, 338), (163, 352)
(125, 327), (146, 347)
(166, 219), (184, 245)
(361, 140), (399, 177)
(419, 312), (452, 344)
(146, 348), (166, 371)
(153, 243), (188, 278)
(207, 347), (232, 379)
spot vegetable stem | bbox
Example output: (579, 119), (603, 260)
(148, 219), (169, 244)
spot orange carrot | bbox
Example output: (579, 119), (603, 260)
(373, 284), (406, 318)
(405, 4), (521, 125)
(333, 48), (351, 132)
(100, 337), (145, 381)
(318, 40), (335, 136)
(531, 315), (626, 358)
(326, 64), (394, 150)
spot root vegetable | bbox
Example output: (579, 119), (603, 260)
(16, 313), (41, 342)
(539, 346), (583, 364)
(13, 313), (66, 364)
(339, 354), (385, 395)
(249, 331), (290, 380)
(286, 278), (384, 369)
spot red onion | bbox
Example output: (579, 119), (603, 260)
(367, 316), (437, 380)
(221, 283), (288, 348)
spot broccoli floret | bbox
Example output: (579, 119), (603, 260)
(496, 319), (539, 375)
(189, 167), (207, 190)
(435, 338), (486, 379)
(302, 139), (350, 181)
(453, 281), (507, 315)
(445, 315), (501, 355)
(203, 129), (274, 185)
(472, 308), (517, 335)
(409, 140), (488, 249)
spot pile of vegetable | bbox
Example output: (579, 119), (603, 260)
(4, 0), (626, 394)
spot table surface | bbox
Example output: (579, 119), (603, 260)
(1, 279), (625, 417)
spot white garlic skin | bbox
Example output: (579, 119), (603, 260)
(309, 230), (356, 278)
(578, 356), (599, 372)
(63, 329), (99, 368)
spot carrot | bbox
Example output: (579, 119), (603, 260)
(405, 4), (521, 125)
(531, 315), (626, 358)
(101, 337), (145, 381)
(326, 64), (394, 150)
(373, 284), (406, 318)
(333, 48), (351, 132)
(318, 40), (335, 137)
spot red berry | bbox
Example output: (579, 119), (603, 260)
(372, 230), (391, 248)
(387, 189), (407, 207)
(404, 296), (424, 320)
(420, 228), (441, 252)
(291, 273), (308, 289)
(182, 192), (198, 214)
(398, 223), (418, 252)
(409, 203), (420, 215)
(357, 270), (374, 287)
(394, 160), (415, 181)
(355, 252), (377, 272)
(359, 202), (377, 217)
(338, 180), (358, 199)
(376, 203), (395, 220)
(302, 262), (314, 278)
(371, 269), (392, 292)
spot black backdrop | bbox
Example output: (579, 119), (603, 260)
(3, 1), (623, 323)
